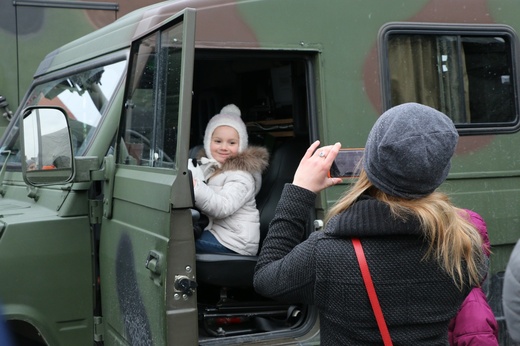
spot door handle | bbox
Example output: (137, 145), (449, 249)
(145, 250), (162, 274)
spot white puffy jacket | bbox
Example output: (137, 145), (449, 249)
(194, 146), (269, 255)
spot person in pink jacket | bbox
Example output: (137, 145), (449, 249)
(448, 209), (499, 345)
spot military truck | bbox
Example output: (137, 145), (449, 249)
(0, 0), (519, 344)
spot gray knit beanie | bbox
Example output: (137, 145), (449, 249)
(363, 102), (458, 199)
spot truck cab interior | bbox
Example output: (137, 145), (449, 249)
(189, 50), (315, 339)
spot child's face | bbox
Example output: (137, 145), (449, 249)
(210, 126), (240, 164)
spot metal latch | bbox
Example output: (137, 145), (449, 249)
(89, 199), (103, 225)
(94, 316), (103, 342)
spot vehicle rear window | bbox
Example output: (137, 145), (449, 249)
(381, 25), (519, 133)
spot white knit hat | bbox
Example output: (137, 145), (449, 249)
(203, 104), (248, 160)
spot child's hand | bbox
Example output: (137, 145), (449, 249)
(293, 140), (342, 193)
(188, 158), (205, 182)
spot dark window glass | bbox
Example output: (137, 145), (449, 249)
(386, 33), (516, 126)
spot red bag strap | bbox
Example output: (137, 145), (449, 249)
(352, 237), (393, 346)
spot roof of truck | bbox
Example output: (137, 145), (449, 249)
(35, 0), (259, 77)
(35, 1), (171, 76)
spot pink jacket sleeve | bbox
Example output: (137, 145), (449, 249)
(448, 287), (499, 346)
(464, 209), (491, 257)
(448, 209), (498, 346)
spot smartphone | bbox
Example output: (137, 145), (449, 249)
(329, 148), (364, 178)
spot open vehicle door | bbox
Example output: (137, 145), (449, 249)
(99, 9), (197, 345)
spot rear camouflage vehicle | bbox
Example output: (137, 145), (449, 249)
(0, 0), (519, 344)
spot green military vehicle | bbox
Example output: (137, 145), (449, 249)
(1, 0), (520, 344)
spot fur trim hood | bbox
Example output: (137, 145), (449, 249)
(198, 146), (269, 196)
(220, 146), (269, 174)
(197, 146), (269, 175)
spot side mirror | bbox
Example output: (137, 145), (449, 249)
(21, 106), (74, 186)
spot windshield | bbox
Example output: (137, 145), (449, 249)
(0, 60), (126, 170)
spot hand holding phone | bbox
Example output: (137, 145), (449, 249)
(293, 141), (343, 193)
(329, 149), (364, 178)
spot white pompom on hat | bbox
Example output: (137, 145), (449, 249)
(203, 104), (249, 161)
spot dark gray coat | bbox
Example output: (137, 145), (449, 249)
(254, 184), (475, 345)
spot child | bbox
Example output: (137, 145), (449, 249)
(448, 209), (499, 345)
(191, 104), (269, 255)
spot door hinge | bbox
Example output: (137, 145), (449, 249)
(94, 316), (104, 342)
(89, 199), (103, 225)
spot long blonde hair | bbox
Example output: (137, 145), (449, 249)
(327, 170), (485, 290)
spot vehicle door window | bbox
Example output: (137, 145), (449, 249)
(118, 25), (183, 168)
